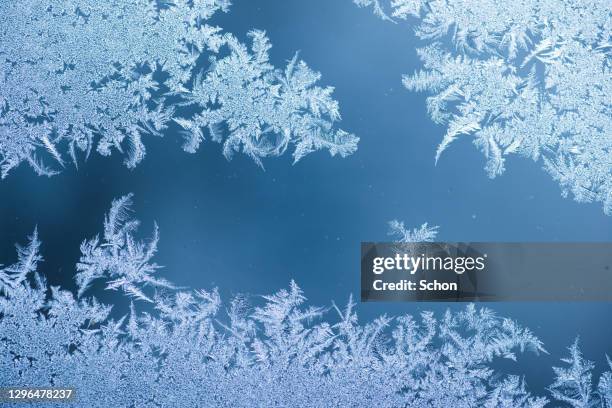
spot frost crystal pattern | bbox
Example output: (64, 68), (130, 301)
(388, 219), (439, 242)
(1, 196), (610, 407)
(356, 0), (612, 214)
(0, 1), (357, 178)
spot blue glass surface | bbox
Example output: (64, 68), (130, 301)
(1, 0), (610, 394)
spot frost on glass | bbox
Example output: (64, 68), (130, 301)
(549, 339), (612, 408)
(0, 1), (357, 178)
(355, 0), (612, 214)
(388, 219), (439, 242)
(1, 196), (610, 407)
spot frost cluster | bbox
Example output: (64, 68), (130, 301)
(1, 196), (610, 407)
(0, 0), (357, 178)
(356, 0), (611, 214)
(388, 219), (439, 242)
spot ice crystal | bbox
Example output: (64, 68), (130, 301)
(356, 0), (612, 214)
(388, 219), (439, 242)
(0, 195), (612, 408)
(1, 195), (609, 406)
(75, 193), (173, 302)
(0, 228), (41, 293)
(0, 1), (356, 178)
(549, 338), (612, 408)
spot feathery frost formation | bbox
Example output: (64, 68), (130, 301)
(0, 1), (357, 178)
(1, 196), (611, 407)
(355, 0), (612, 214)
(388, 219), (439, 242)
(549, 339), (612, 408)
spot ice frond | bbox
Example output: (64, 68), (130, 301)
(389, 0), (428, 19)
(1, 197), (610, 406)
(388, 219), (439, 242)
(0, 0), (356, 179)
(548, 338), (597, 407)
(177, 34), (358, 165)
(353, 0), (395, 22)
(355, 0), (612, 214)
(599, 356), (612, 407)
(0, 228), (42, 292)
(76, 194), (166, 300)
(435, 114), (482, 164)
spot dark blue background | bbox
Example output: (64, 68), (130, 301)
(1, 0), (611, 397)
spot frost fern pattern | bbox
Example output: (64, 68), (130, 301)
(1, 196), (611, 407)
(0, 0), (357, 178)
(355, 0), (612, 214)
